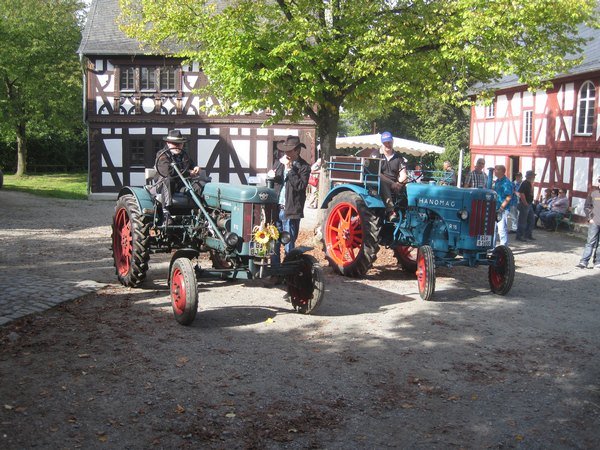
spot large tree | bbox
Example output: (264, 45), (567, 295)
(120, 0), (597, 159)
(0, 0), (84, 176)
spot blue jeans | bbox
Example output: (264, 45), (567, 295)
(271, 208), (300, 266)
(579, 222), (600, 266)
(517, 203), (534, 239)
(496, 209), (509, 246)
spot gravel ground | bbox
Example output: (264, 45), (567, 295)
(0, 190), (599, 449)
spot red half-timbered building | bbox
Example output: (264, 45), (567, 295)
(470, 26), (600, 219)
(78, 0), (316, 197)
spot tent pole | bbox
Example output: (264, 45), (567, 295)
(457, 148), (464, 187)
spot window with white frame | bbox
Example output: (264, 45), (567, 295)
(485, 101), (495, 118)
(140, 67), (156, 91)
(576, 81), (595, 135)
(523, 110), (533, 145)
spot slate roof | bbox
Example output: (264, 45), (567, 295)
(78, 0), (229, 56)
(473, 25), (600, 93)
(78, 0), (143, 56)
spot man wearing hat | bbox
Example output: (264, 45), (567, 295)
(576, 176), (600, 269)
(267, 135), (311, 266)
(516, 170), (536, 242)
(153, 130), (203, 222)
(378, 131), (407, 220)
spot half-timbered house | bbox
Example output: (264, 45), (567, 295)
(469, 26), (600, 218)
(78, 0), (316, 198)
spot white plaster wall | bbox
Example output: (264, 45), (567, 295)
(256, 140), (269, 169)
(535, 158), (548, 183)
(572, 197), (586, 216)
(573, 157), (589, 192)
(510, 92), (521, 117)
(535, 119), (547, 146)
(257, 128), (269, 136)
(102, 172), (122, 187)
(522, 91), (533, 108)
(563, 157), (572, 184)
(130, 172), (146, 187)
(497, 95), (508, 118)
(564, 82), (575, 110)
(534, 90), (547, 114)
(232, 140), (250, 168)
(474, 105), (485, 120)
(521, 156), (533, 174)
(129, 128), (145, 135)
(197, 139), (219, 167)
(273, 129), (299, 136)
(103, 139), (122, 167)
(484, 122), (494, 146)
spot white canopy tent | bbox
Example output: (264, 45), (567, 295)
(336, 133), (444, 157)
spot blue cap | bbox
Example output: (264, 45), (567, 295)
(380, 131), (393, 143)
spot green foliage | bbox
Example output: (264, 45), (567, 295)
(2, 172), (88, 199)
(0, 0), (85, 174)
(119, 0), (598, 158)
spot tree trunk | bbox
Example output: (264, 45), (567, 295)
(313, 106), (341, 237)
(15, 122), (27, 177)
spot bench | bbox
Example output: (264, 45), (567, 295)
(554, 207), (574, 231)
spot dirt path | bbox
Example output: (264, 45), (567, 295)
(0, 190), (599, 449)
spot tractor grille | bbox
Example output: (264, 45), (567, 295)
(242, 203), (279, 242)
(469, 199), (496, 237)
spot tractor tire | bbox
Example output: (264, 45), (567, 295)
(393, 245), (418, 273)
(283, 251), (324, 314)
(111, 194), (150, 287)
(170, 257), (198, 326)
(488, 245), (515, 295)
(416, 245), (436, 301)
(322, 191), (380, 277)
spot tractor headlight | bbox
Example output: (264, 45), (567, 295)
(458, 209), (469, 220)
(224, 232), (240, 247)
(280, 231), (291, 245)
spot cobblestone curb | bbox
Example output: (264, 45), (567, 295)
(0, 274), (106, 326)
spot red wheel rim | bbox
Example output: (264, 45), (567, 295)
(113, 208), (132, 276)
(416, 252), (427, 291)
(171, 267), (186, 315)
(324, 202), (363, 267)
(490, 251), (505, 289)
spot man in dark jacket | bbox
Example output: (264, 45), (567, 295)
(576, 176), (600, 268)
(153, 130), (209, 223)
(267, 135), (311, 266)
(516, 170), (536, 241)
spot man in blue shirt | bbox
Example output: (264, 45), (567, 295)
(493, 165), (513, 246)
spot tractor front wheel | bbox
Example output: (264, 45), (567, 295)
(283, 251), (324, 314)
(170, 257), (199, 325)
(416, 245), (436, 301)
(322, 191), (379, 277)
(111, 194), (150, 287)
(488, 245), (515, 295)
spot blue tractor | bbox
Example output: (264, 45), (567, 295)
(321, 156), (515, 300)
(111, 163), (324, 325)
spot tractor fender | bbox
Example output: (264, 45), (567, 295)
(168, 249), (200, 285)
(320, 184), (385, 210)
(117, 186), (156, 217)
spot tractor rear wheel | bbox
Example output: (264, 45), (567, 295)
(322, 191), (380, 277)
(393, 245), (418, 273)
(416, 245), (436, 301)
(111, 194), (150, 287)
(488, 245), (515, 295)
(283, 251), (324, 314)
(170, 257), (198, 325)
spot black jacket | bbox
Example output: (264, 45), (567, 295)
(272, 157), (311, 219)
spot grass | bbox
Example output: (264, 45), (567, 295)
(2, 172), (88, 200)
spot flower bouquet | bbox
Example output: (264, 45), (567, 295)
(249, 223), (280, 257)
